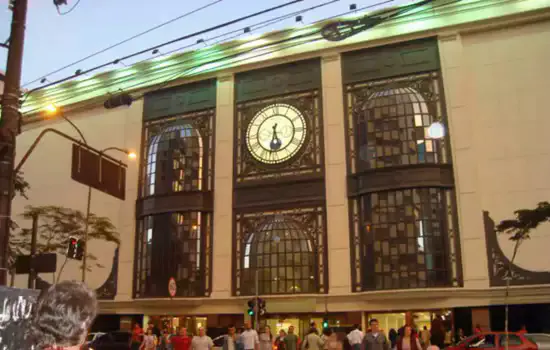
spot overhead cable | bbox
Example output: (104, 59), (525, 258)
(28, 0), (305, 93)
(24, 0), (442, 115)
(56, 0), (83, 15)
(24, 0), (224, 87)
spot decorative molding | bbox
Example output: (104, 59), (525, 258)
(235, 59), (321, 102)
(348, 164), (454, 196)
(483, 211), (550, 287)
(136, 192), (214, 217)
(96, 247), (119, 300)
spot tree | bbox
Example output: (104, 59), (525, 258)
(495, 201), (550, 349)
(10, 174), (121, 283)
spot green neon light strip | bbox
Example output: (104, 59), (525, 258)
(21, 0), (549, 115)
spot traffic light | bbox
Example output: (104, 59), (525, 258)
(67, 237), (84, 260)
(247, 299), (255, 316)
(258, 298), (266, 316)
(322, 317), (329, 329)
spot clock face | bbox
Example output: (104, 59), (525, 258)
(246, 103), (307, 165)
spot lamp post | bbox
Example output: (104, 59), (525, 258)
(44, 105), (136, 283)
(81, 146), (135, 283)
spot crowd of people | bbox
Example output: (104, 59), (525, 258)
(131, 313), (514, 350)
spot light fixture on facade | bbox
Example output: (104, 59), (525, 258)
(427, 121), (446, 139)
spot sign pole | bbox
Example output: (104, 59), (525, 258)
(255, 269), (259, 331)
(27, 213), (38, 289)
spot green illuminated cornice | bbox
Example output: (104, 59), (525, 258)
(21, 0), (550, 116)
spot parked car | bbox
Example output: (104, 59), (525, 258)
(446, 332), (537, 350)
(526, 334), (550, 350)
(84, 331), (131, 350)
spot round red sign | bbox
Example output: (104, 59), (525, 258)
(168, 277), (177, 298)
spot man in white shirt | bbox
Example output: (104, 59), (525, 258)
(347, 324), (364, 350)
(240, 321), (259, 350)
(193, 327), (214, 350)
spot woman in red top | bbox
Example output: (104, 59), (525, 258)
(132, 323), (144, 350)
(170, 327), (192, 350)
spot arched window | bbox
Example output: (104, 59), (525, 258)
(346, 72), (461, 292)
(241, 215), (316, 295)
(145, 123), (203, 196)
(354, 86), (445, 171)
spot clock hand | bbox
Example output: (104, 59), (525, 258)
(270, 123), (282, 151)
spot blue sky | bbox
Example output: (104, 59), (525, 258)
(0, 0), (411, 89)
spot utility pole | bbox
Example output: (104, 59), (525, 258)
(27, 213), (38, 289)
(0, 0), (29, 285)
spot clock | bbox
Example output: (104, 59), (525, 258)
(246, 103), (307, 164)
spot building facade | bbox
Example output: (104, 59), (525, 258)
(12, 0), (550, 335)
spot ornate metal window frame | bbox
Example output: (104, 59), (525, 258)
(345, 72), (463, 292)
(234, 91), (324, 183)
(234, 207), (328, 296)
(135, 211), (213, 298)
(140, 109), (214, 198)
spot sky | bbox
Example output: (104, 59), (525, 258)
(0, 0), (411, 90)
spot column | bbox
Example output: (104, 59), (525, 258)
(321, 54), (352, 295)
(211, 74), (235, 298)
(438, 33), (489, 289)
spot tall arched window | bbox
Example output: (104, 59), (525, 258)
(135, 109), (214, 298)
(346, 72), (461, 292)
(239, 215), (318, 295)
(145, 122), (204, 196)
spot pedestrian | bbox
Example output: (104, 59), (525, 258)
(222, 325), (238, 350)
(302, 327), (324, 350)
(347, 324), (364, 350)
(396, 325), (421, 350)
(455, 329), (465, 343)
(389, 329), (398, 350)
(429, 317), (445, 349)
(419, 326), (430, 349)
(260, 325), (274, 350)
(236, 328), (245, 350)
(132, 323), (145, 350)
(362, 319), (391, 350)
(325, 329), (342, 350)
(192, 327), (214, 350)
(275, 330), (287, 350)
(240, 322), (260, 350)
(171, 327), (192, 350)
(141, 328), (159, 350)
(19, 281), (98, 350)
(284, 325), (300, 350)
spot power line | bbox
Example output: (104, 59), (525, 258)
(56, 0), (83, 15)
(20, 0), (328, 107)
(127, 0), (340, 67)
(24, 0), (224, 87)
(23, 0), (437, 115)
(27, 0), (305, 94)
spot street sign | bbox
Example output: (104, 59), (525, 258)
(168, 277), (177, 298)
(14, 253), (57, 274)
(71, 144), (127, 200)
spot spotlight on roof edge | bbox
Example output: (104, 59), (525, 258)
(320, 0), (436, 42)
(104, 93), (133, 109)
